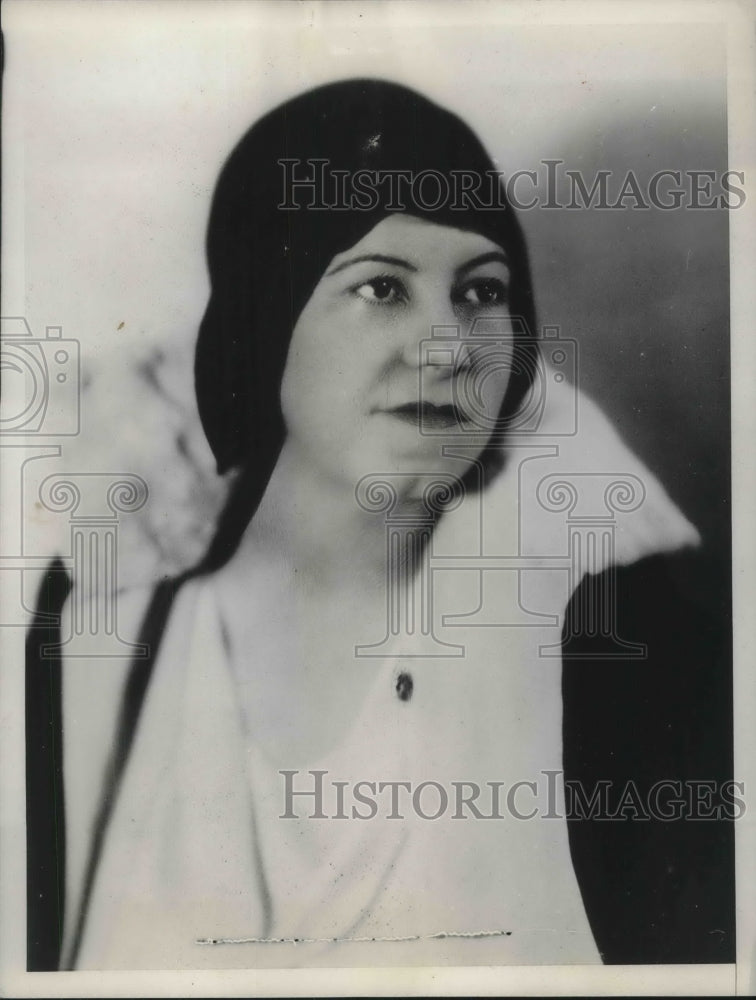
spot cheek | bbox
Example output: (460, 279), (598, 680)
(456, 342), (514, 424)
(279, 307), (367, 433)
(280, 342), (321, 432)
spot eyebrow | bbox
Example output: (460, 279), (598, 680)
(326, 254), (418, 276)
(456, 251), (510, 275)
(325, 248), (510, 278)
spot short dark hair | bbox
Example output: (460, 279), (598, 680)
(193, 78), (538, 573)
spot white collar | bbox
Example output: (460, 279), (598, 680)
(437, 373), (699, 582)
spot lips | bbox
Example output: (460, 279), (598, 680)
(381, 401), (468, 429)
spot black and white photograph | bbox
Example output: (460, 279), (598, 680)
(2, 0), (754, 995)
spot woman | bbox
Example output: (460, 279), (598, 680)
(26, 79), (734, 970)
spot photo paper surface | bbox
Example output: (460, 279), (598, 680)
(2, 1), (754, 995)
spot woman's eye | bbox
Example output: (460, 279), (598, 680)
(457, 278), (509, 307)
(353, 276), (406, 304)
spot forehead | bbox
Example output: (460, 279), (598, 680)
(331, 214), (507, 268)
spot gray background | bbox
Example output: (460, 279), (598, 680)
(5, 3), (730, 580)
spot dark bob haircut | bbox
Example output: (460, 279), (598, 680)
(193, 78), (538, 572)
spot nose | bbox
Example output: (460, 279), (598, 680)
(397, 291), (462, 371)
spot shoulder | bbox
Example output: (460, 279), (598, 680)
(562, 547), (734, 964)
(562, 547), (728, 703)
(562, 546), (730, 777)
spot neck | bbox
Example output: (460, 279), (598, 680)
(228, 440), (432, 592)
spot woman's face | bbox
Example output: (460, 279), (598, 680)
(279, 214), (515, 489)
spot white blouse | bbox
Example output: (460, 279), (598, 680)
(60, 379), (698, 970)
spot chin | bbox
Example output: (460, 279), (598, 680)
(345, 441), (475, 492)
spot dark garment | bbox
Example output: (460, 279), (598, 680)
(25, 562), (181, 971)
(562, 548), (735, 963)
(26, 550), (734, 969)
(25, 560), (70, 972)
